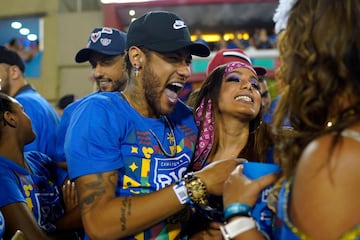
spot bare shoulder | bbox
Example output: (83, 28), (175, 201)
(290, 127), (360, 238)
(297, 128), (360, 177)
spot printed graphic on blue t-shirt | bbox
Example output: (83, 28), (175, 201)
(0, 152), (67, 233)
(66, 92), (198, 239)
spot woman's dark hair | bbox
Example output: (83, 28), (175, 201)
(0, 93), (14, 127)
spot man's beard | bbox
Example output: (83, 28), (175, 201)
(0, 79), (10, 95)
(111, 77), (127, 92)
(141, 64), (164, 117)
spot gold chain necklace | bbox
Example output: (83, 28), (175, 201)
(120, 92), (177, 158)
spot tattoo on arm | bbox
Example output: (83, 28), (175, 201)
(78, 173), (116, 214)
(120, 197), (131, 231)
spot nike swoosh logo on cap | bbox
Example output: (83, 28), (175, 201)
(173, 20), (187, 29)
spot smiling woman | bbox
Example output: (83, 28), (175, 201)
(187, 60), (275, 239)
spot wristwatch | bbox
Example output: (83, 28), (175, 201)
(183, 172), (208, 205)
(220, 217), (256, 240)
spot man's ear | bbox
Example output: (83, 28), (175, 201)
(128, 46), (144, 67)
(3, 111), (16, 128)
(9, 65), (23, 80)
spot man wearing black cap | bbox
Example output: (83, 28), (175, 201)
(55, 27), (128, 168)
(0, 46), (59, 158)
(65, 11), (240, 239)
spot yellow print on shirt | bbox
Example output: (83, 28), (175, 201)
(123, 146), (154, 193)
(23, 184), (34, 211)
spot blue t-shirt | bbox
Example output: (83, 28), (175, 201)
(263, 95), (279, 124)
(55, 91), (98, 163)
(65, 91), (198, 239)
(263, 95), (291, 127)
(0, 151), (68, 232)
(15, 85), (60, 159)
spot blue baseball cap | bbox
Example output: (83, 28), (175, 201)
(75, 27), (127, 63)
(126, 11), (210, 57)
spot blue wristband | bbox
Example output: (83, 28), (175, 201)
(224, 203), (252, 220)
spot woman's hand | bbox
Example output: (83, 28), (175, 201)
(55, 180), (82, 230)
(223, 165), (278, 207)
(62, 180), (78, 212)
(196, 158), (245, 196)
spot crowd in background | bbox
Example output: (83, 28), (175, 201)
(195, 28), (277, 52)
(4, 38), (42, 78)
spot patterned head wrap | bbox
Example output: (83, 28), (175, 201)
(192, 98), (214, 170)
(224, 61), (257, 77)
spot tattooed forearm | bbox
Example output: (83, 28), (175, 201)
(120, 197), (131, 231)
(77, 173), (116, 214)
(79, 190), (105, 212)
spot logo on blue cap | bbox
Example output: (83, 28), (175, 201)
(75, 27), (126, 63)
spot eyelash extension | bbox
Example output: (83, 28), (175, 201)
(226, 76), (241, 82)
(226, 76), (260, 90)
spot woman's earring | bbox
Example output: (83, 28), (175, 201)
(134, 65), (140, 77)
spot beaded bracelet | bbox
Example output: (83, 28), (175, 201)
(224, 202), (252, 221)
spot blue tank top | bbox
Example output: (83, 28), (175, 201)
(275, 179), (360, 239)
(0, 211), (4, 240)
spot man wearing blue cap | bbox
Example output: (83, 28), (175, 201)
(0, 46), (59, 158)
(75, 27), (128, 92)
(55, 27), (128, 168)
(65, 11), (240, 239)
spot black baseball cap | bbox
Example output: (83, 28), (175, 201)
(75, 27), (127, 63)
(126, 11), (210, 57)
(0, 46), (25, 73)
